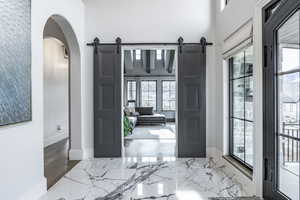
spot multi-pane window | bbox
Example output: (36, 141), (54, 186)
(162, 81), (176, 111)
(141, 81), (157, 109)
(127, 81), (136, 106)
(229, 46), (254, 168)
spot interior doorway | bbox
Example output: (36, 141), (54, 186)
(121, 46), (178, 158)
(43, 16), (81, 189)
(93, 39), (207, 158)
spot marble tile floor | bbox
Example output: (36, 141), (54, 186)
(124, 139), (176, 157)
(40, 156), (256, 200)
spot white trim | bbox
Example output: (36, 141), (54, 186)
(222, 60), (230, 155)
(83, 148), (94, 159)
(19, 178), (47, 200)
(69, 148), (94, 160)
(69, 149), (83, 160)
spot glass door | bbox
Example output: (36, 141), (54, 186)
(263, 0), (300, 199)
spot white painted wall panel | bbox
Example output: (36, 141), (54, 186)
(0, 0), (85, 199)
(83, 0), (218, 150)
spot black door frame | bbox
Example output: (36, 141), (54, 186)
(263, 0), (300, 199)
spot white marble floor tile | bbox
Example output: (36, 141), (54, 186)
(40, 157), (249, 200)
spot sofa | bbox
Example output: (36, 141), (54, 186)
(124, 107), (166, 129)
(135, 107), (166, 125)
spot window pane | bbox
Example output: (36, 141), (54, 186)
(230, 46), (254, 168)
(277, 10), (300, 73)
(278, 136), (300, 200)
(277, 11), (300, 199)
(232, 51), (245, 78)
(278, 73), (300, 134)
(245, 77), (253, 121)
(232, 79), (245, 119)
(280, 48), (300, 72)
(127, 81), (136, 102)
(245, 122), (253, 166)
(141, 81), (157, 109)
(245, 46), (253, 76)
(171, 101), (176, 110)
(136, 49), (141, 60)
(157, 50), (162, 60)
(233, 119), (245, 161)
(162, 81), (176, 111)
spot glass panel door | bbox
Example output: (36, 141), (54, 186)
(276, 10), (300, 200)
(263, 0), (300, 199)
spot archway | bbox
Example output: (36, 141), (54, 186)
(43, 15), (82, 189)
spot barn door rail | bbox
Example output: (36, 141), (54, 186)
(87, 37), (213, 49)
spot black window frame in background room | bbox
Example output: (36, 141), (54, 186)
(162, 80), (176, 111)
(229, 46), (254, 170)
(127, 80), (137, 104)
(140, 80), (157, 110)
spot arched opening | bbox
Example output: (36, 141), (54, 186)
(42, 15), (82, 189)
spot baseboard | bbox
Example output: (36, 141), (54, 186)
(207, 147), (256, 196)
(69, 148), (94, 160)
(19, 177), (47, 200)
(44, 132), (68, 147)
(83, 148), (94, 159)
(69, 149), (83, 160)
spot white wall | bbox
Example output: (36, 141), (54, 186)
(0, 0), (85, 199)
(215, 0), (264, 196)
(43, 38), (69, 147)
(83, 0), (218, 152)
(215, 0), (256, 151)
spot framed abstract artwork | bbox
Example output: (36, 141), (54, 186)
(0, 0), (32, 126)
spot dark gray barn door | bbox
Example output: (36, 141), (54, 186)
(178, 45), (206, 157)
(94, 44), (121, 157)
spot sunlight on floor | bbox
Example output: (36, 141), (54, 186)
(149, 128), (176, 139)
(176, 190), (206, 200)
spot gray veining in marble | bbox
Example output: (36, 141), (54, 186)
(40, 157), (254, 200)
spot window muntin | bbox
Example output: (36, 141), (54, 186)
(162, 81), (176, 111)
(141, 81), (157, 109)
(229, 46), (254, 168)
(127, 81), (137, 106)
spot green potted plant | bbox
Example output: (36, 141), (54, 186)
(123, 116), (132, 137)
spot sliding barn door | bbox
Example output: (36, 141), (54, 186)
(178, 45), (206, 157)
(94, 45), (121, 157)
